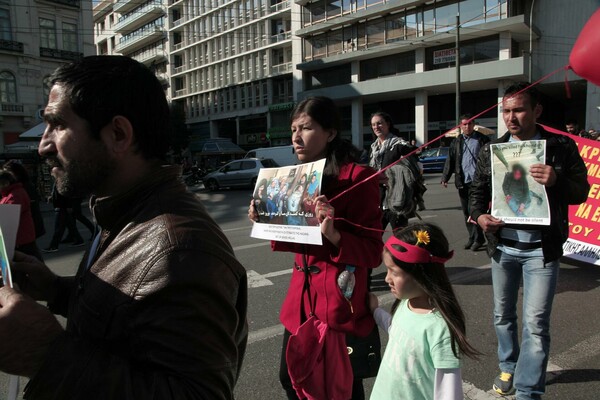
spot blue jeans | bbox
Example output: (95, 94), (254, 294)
(491, 251), (559, 400)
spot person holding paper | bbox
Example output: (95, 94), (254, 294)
(249, 96), (383, 399)
(0, 56), (248, 399)
(469, 82), (589, 400)
(0, 169), (43, 261)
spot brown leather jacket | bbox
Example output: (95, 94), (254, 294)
(25, 166), (248, 399)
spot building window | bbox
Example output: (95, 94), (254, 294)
(360, 52), (415, 81)
(0, 8), (12, 41)
(426, 36), (500, 70)
(460, 0), (486, 27)
(62, 22), (78, 52)
(386, 13), (405, 43)
(326, 0), (342, 19)
(366, 18), (385, 48)
(0, 71), (17, 103)
(310, 1), (326, 23)
(306, 64), (351, 89)
(40, 18), (57, 49)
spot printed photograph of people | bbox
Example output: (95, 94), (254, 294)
(252, 159), (325, 227)
(490, 140), (550, 225)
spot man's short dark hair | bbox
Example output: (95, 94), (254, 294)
(503, 81), (540, 108)
(460, 113), (474, 122)
(565, 119), (578, 126)
(49, 55), (171, 160)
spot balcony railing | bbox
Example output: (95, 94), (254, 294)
(174, 88), (188, 97)
(115, 1), (165, 33)
(116, 25), (165, 53)
(114, 0), (137, 14)
(270, 0), (290, 13)
(0, 40), (24, 53)
(172, 16), (187, 27)
(133, 47), (167, 64)
(39, 47), (83, 61)
(271, 62), (292, 75)
(270, 31), (291, 44)
(1, 103), (24, 113)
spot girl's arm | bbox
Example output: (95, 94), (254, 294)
(369, 293), (391, 332)
(372, 307), (391, 333)
(433, 368), (463, 400)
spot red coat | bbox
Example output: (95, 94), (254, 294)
(274, 162), (383, 337)
(1, 182), (36, 246)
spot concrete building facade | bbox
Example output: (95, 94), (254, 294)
(292, 0), (600, 150)
(91, 0), (598, 153)
(93, 0), (171, 98)
(0, 0), (94, 153)
(168, 0), (295, 149)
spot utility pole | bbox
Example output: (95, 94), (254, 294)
(455, 13), (461, 123)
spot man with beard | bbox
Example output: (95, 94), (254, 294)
(0, 56), (248, 399)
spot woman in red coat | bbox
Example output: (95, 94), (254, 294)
(250, 96), (383, 399)
(0, 170), (43, 261)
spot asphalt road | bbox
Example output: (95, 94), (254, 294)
(2, 172), (599, 399)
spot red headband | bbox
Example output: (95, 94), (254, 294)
(385, 235), (454, 265)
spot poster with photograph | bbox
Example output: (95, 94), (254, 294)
(250, 159), (326, 245)
(490, 140), (550, 225)
(0, 226), (13, 288)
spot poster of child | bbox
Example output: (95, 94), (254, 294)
(251, 159), (326, 245)
(490, 140), (550, 225)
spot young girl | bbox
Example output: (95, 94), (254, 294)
(369, 222), (480, 400)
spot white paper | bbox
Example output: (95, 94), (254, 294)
(250, 159), (326, 245)
(0, 204), (21, 263)
(490, 141), (551, 225)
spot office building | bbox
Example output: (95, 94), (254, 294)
(0, 0), (94, 154)
(292, 0), (600, 149)
(93, 0), (171, 97)
(168, 0), (294, 148)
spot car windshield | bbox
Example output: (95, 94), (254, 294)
(420, 148), (438, 158)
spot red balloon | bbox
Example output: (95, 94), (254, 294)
(570, 8), (600, 86)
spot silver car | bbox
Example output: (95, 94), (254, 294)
(202, 158), (279, 191)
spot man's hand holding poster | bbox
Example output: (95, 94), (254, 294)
(490, 140), (551, 225)
(251, 159), (326, 245)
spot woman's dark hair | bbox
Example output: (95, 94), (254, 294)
(387, 222), (481, 360)
(371, 111), (393, 126)
(0, 169), (17, 185)
(3, 160), (30, 184)
(290, 96), (361, 179)
(49, 55), (170, 161)
(254, 178), (268, 198)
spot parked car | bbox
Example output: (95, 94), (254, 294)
(419, 147), (449, 173)
(202, 158), (279, 191)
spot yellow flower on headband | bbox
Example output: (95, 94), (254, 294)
(414, 230), (430, 246)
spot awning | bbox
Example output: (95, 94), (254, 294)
(19, 123), (46, 139)
(4, 141), (39, 153)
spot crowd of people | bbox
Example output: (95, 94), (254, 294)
(0, 55), (591, 400)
